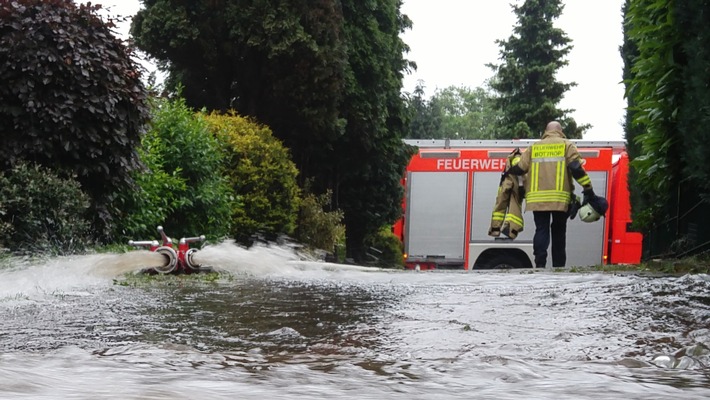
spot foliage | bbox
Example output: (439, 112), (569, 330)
(674, 0), (710, 199)
(432, 85), (502, 139)
(405, 82), (501, 139)
(0, 162), (92, 255)
(295, 184), (345, 254)
(203, 111), (300, 244)
(487, 0), (587, 139)
(640, 256), (710, 275)
(405, 81), (443, 139)
(132, 0), (416, 262)
(364, 226), (404, 268)
(622, 0), (710, 259)
(115, 96), (233, 241)
(0, 200), (11, 244)
(335, 0), (416, 261)
(131, 0), (347, 181)
(624, 0), (683, 225)
(0, 0), (150, 235)
(620, 0), (647, 230)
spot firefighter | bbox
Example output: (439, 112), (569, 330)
(488, 148), (525, 239)
(506, 121), (597, 268)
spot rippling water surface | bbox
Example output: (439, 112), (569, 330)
(1, 242), (709, 399)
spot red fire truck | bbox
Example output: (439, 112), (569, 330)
(393, 139), (643, 270)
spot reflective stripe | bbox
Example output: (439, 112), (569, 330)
(533, 156), (565, 163)
(530, 163), (539, 192)
(491, 212), (506, 221)
(556, 161), (564, 192)
(504, 213), (524, 226)
(526, 190), (570, 203)
(526, 190), (569, 198)
(577, 175), (591, 186)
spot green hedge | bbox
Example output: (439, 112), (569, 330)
(204, 111), (300, 244)
(0, 163), (92, 254)
(115, 97), (233, 241)
(295, 186), (345, 255)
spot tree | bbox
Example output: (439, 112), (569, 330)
(405, 81), (443, 139)
(334, 0), (415, 261)
(131, 0), (415, 262)
(0, 0), (150, 237)
(432, 85), (502, 139)
(131, 0), (346, 182)
(488, 0), (586, 139)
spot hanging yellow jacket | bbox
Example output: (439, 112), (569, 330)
(488, 148), (525, 239)
(513, 129), (593, 212)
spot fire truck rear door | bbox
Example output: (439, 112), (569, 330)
(405, 171), (467, 266)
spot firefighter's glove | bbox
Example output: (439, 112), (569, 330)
(582, 188), (596, 205)
(507, 164), (525, 176)
(518, 186), (526, 199)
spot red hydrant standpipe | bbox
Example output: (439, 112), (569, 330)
(128, 226), (207, 274)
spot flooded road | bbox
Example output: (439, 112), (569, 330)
(1, 242), (709, 399)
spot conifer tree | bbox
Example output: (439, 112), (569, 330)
(488, 0), (587, 138)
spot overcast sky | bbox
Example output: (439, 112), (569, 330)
(400, 0), (627, 141)
(97, 0), (627, 141)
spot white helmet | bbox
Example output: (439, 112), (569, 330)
(579, 196), (609, 223)
(579, 203), (601, 223)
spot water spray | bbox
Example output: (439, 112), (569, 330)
(128, 226), (208, 274)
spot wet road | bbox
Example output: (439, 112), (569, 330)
(0, 242), (709, 399)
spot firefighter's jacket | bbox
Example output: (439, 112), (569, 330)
(488, 148), (525, 239)
(513, 129), (593, 213)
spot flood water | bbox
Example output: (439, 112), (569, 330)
(1, 242), (709, 399)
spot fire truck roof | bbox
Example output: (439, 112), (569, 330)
(404, 139), (627, 151)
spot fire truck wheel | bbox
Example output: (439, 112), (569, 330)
(484, 254), (525, 269)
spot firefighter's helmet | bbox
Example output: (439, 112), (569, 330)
(579, 196), (609, 223)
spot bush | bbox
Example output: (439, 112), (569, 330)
(115, 96), (234, 241)
(295, 186), (345, 255)
(0, 201), (12, 247)
(0, 162), (92, 255)
(0, 1), (150, 236)
(204, 111), (300, 244)
(364, 227), (404, 269)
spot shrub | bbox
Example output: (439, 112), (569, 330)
(295, 186), (345, 255)
(115, 97), (233, 241)
(0, 162), (92, 255)
(364, 226), (404, 269)
(203, 111), (300, 244)
(0, 201), (11, 248)
(0, 0), (150, 237)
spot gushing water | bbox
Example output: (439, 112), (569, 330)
(191, 240), (379, 276)
(0, 241), (371, 302)
(2, 242), (710, 399)
(0, 251), (166, 301)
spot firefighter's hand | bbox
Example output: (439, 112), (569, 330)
(583, 188), (595, 204)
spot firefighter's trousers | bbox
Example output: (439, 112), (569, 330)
(488, 175), (524, 239)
